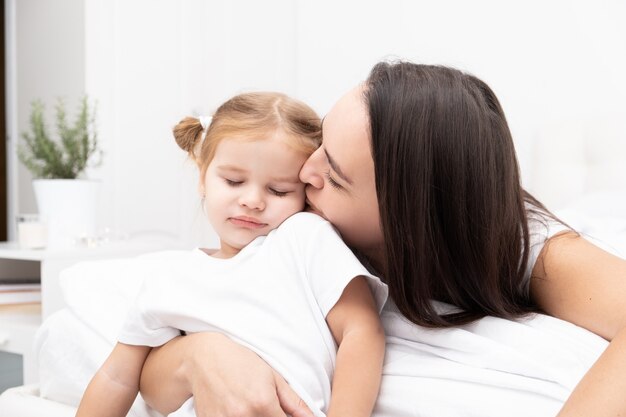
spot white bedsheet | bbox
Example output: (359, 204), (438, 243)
(36, 309), (158, 417)
(0, 384), (76, 417)
(374, 305), (607, 416)
(34, 248), (614, 417)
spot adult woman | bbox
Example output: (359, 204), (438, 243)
(140, 62), (626, 416)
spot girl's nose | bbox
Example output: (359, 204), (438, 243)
(299, 148), (324, 189)
(239, 188), (265, 211)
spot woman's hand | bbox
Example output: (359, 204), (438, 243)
(139, 332), (314, 417)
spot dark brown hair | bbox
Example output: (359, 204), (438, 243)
(365, 61), (550, 327)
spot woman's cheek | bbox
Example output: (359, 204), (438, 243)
(329, 207), (357, 238)
(341, 207), (383, 249)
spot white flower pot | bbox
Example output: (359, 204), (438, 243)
(33, 179), (100, 248)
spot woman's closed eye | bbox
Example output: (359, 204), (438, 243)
(324, 170), (342, 190)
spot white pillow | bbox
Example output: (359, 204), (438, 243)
(60, 250), (190, 343)
(35, 250), (190, 416)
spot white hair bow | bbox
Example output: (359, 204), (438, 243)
(199, 115), (212, 130)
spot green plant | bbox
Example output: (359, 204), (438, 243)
(18, 97), (101, 179)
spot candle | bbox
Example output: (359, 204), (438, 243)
(17, 214), (47, 249)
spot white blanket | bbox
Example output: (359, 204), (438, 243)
(34, 251), (609, 417)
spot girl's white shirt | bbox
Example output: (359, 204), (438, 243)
(118, 212), (387, 416)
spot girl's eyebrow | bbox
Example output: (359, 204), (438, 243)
(271, 176), (301, 184)
(217, 165), (299, 184)
(216, 165), (247, 173)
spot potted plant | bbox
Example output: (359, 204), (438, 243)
(18, 97), (102, 248)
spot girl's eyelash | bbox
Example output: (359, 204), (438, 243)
(225, 178), (290, 197)
(225, 179), (242, 186)
(324, 171), (342, 189)
(269, 188), (289, 197)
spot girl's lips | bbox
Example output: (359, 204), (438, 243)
(229, 216), (267, 229)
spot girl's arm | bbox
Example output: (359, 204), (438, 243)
(530, 233), (626, 416)
(139, 332), (315, 417)
(76, 343), (151, 417)
(325, 277), (386, 417)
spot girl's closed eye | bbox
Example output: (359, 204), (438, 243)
(225, 178), (243, 186)
(269, 188), (290, 197)
(324, 171), (342, 190)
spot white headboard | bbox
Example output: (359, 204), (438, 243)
(527, 118), (626, 210)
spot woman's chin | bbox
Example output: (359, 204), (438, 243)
(304, 203), (325, 219)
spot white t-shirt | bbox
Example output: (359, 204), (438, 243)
(118, 212), (388, 416)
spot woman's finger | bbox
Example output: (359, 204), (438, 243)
(273, 370), (316, 417)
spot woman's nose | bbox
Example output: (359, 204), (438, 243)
(239, 188), (265, 211)
(299, 148), (324, 189)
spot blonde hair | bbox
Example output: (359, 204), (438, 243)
(173, 92), (321, 179)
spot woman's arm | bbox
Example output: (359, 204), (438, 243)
(325, 277), (385, 417)
(139, 332), (315, 417)
(530, 232), (626, 416)
(76, 343), (151, 417)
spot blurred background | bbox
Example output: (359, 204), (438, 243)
(4, 0), (626, 248)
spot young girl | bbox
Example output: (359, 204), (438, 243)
(75, 92), (387, 417)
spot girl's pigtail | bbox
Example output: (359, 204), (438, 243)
(173, 117), (205, 162)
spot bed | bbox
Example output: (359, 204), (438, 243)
(1, 196), (625, 416)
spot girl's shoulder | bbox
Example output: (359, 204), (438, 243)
(268, 212), (341, 250)
(278, 211), (330, 231)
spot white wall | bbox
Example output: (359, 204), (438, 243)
(7, 0), (86, 240)
(82, 0), (300, 247)
(8, 0), (626, 245)
(295, 0), (626, 207)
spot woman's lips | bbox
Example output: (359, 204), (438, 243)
(305, 199), (323, 217)
(228, 216), (267, 229)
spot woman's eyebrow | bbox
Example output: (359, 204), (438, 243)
(324, 148), (352, 185)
